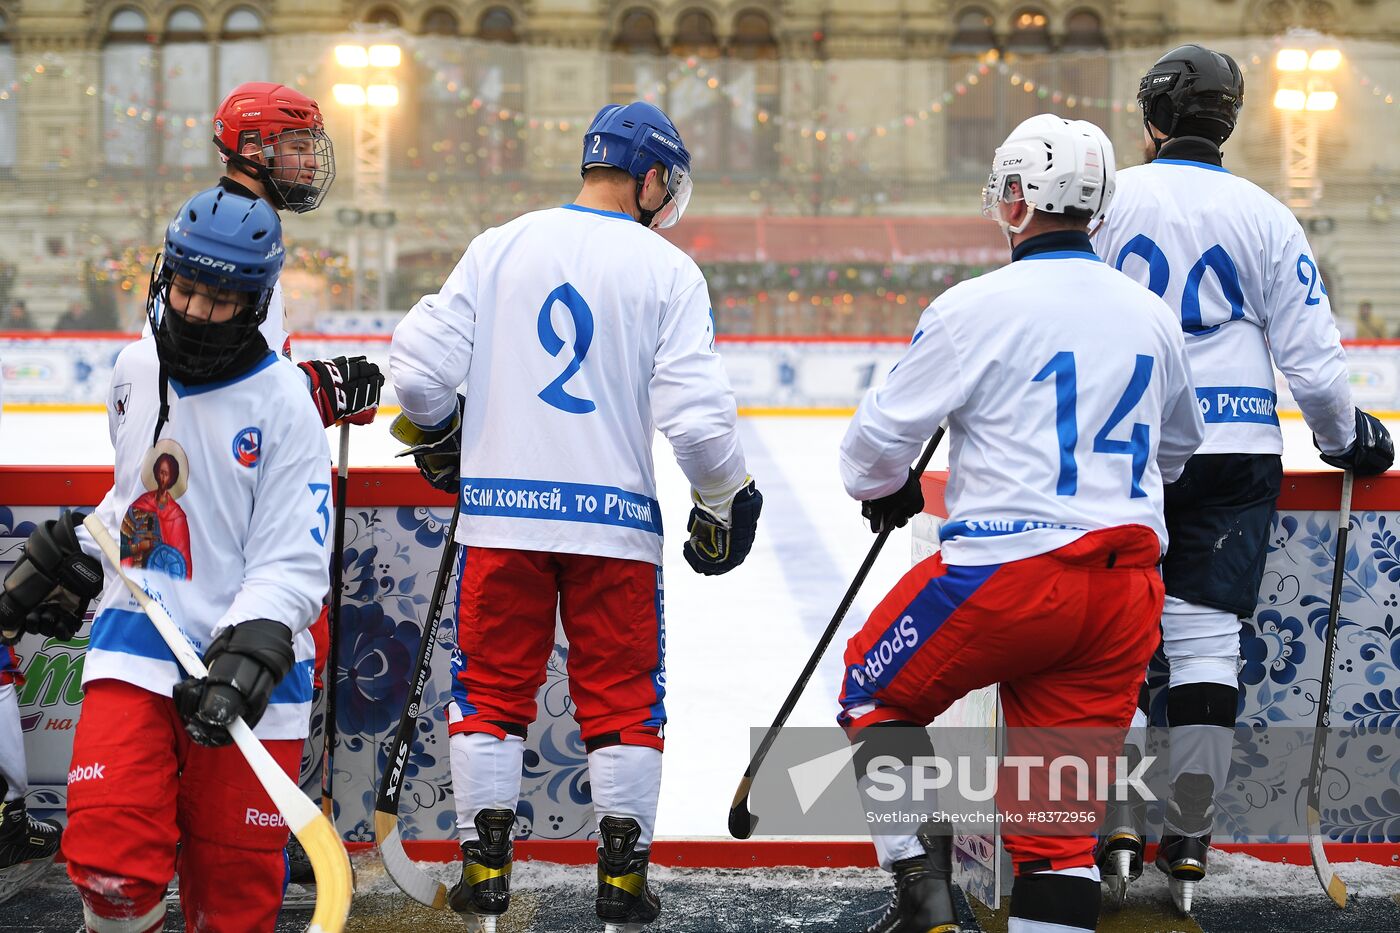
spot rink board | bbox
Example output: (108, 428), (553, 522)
(4, 467), (1400, 888)
(5, 333), (1400, 414)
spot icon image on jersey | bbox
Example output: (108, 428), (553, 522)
(233, 426), (262, 468)
(121, 440), (193, 580)
(113, 383), (131, 425)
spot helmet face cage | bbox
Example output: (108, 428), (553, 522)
(981, 172), (1024, 220)
(146, 254), (273, 381)
(259, 126), (336, 214)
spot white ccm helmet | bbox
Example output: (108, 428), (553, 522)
(981, 113), (1116, 242)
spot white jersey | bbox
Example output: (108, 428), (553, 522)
(1095, 157), (1355, 456)
(77, 338), (330, 739)
(841, 237), (1205, 566)
(391, 205), (747, 565)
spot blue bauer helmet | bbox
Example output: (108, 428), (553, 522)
(581, 101), (693, 229)
(147, 185), (284, 381)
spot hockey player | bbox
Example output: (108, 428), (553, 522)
(835, 114), (1205, 933)
(389, 100), (762, 932)
(208, 81), (384, 428)
(208, 81), (383, 886)
(1, 186), (330, 932)
(1093, 45), (1394, 913)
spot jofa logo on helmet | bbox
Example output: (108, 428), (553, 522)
(232, 426), (262, 468)
(649, 131), (680, 152)
(264, 242), (285, 260)
(189, 253), (238, 273)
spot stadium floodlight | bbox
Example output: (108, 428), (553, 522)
(332, 83), (367, 107)
(335, 45), (369, 69)
(1276, 48), (1309, 72)
(1273, 88), (1307, 111)
(1309, 49), (1342, 72)
(367, 84), (399, 108)
(369, 44), (402, 68)
(1306, 89), (1339, 112)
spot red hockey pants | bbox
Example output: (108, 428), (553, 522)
(63, 679), (302, 932)
(447, 547), (667, 751)
(838, 525), (1163, 873)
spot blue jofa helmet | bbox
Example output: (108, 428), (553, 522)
(147, 185), (284, 380)
(581, 101), (693, 229)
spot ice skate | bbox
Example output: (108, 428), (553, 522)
(448, 808), (515, 933)
(864, 833), (960, 933)
(1156, 773), (1215, 916)
(1096, 760), (1147, 910)
(0, 792), (62, 906)
(596, 816), (661, 933)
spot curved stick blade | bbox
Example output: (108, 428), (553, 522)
(728, 776), (756, 840)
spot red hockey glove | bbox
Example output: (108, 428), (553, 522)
(298, 355), (385, 428)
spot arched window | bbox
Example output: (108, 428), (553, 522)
(0, 11), (13, 170)
(223, 7), (265, 35)
(363, 5), (402, 28)
(422, 7), (459, 36)
(1008, 8), (1051, 53)
(166, 7), (205, 35)
(950, 7), (995, 54)
(1063, 10), (1107, 51)
(219, 9), (269, 99)
(726, 11), (780, 174)
(413, 9), (525, 181)
(102, 9), (156, 168)
(732, 9), (778, 60)
(672, 9), (720, 58)
(163, 8), (212, 167)
(478, 7), (518, 42)
(614, 8), (663, 55)
(1303, 0), (1337, 31)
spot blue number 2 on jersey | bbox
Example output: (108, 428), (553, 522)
(537, 283), (597, 414)
(1033, 352), (1155, 499)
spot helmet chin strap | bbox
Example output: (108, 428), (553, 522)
(997, 199), (1036, 248)
(634, 177), (674, 230)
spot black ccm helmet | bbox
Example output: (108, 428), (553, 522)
(1138, 45), (1245, 146)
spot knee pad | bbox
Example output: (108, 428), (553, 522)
(1163, 598), (1240, 688)
(1167, 683), (1239, 729)
(851, 720), (938, 777)
(1009, 869), (1101, 931)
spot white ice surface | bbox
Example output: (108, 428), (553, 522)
(0, 412), (1345, 843)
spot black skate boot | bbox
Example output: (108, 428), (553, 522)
(0, 785), (63, 906)
(1155, 773), (1215, 916)
(865, 831), (960, 933)
(596, 816), (661, 933)
(1096, 745), (1147, 910)
(448, 808), (515, 933)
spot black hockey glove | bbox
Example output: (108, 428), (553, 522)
(1315, 408), (1394, 476)
(683, 478), (763, 576)
(173, 619), (295, 747)
(298, 355), (385, 428)
(0, 512), (103, 644)
(861, 469), (925, 534)
(390, 398), (464, 494)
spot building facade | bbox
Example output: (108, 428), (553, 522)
(1, 0), (1397, 330)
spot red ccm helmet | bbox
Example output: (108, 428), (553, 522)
(213, 82), (336, 214)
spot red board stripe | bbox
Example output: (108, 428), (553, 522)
(1, 466), (1395, 511)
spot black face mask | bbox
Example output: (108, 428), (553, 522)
(155, 306), (269, 384)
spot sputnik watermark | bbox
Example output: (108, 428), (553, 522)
(861, 754), (1157, 804)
